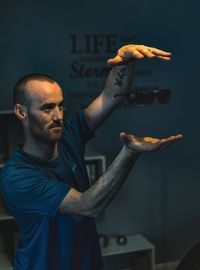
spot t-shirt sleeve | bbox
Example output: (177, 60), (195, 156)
(62, 110), (95, 153)
(2, 165), (70, 218)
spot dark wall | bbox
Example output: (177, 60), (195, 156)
(0, 0), (200, 263)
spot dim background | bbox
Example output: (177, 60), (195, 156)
(0, 0), (199, 264)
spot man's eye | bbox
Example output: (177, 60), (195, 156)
(40, 104), (65, 112)
(41, 106), (54, 112)
(43, 107), (53, 112)
(58, 105), (65, 111)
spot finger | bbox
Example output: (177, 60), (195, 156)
(156, 56), (171, 61)
(174, 134), (183, 140)
(159, 140), (177, 150)
(136, 46), (157, 59)
(144, 134), (182, 151)
(118, 45), (153, 59)
(159, 140), (173, 149)
(138, 46), (171, 61)
(161, 134), (183, 143)
(149, 47), (172, 61)
(107, 55), (124, 66)
(123, 45), (171, 60)
(148, 139), (173, 151)
(107, 50), (144, 66)
(120, 132), (129, 143)
(148, 47), (172, 57)
(120, 132), (139, 146)
(120, 132), (126, 138)
(120, 132), (134, 142)
(109, 46), (146, 65)
(158, 134), (183, 149)
(119, 48), (145, 60)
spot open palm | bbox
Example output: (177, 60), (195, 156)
(120, 132), (183, 153)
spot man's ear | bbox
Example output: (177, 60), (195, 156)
(14, 104), (27, 120)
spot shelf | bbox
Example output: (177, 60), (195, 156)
(0, 111), (14, 115)
(102, 234), (154, 257)
(0, 253), (13, 270)
(0, 201), (13, 221)
(101, 234), (155, 270)
(0, 215), (14, 221)
(85, 155), (106, 185)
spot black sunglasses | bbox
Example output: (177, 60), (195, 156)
(114, 88), (171, 106)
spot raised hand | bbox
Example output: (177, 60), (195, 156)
(107, 44), (172, 66)
(120, 132), (183, 154)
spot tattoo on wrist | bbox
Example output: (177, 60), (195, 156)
(114, 67), (128, 87)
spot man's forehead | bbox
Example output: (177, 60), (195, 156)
(26, 79), (61, 92)
(25, 79), (63, 101)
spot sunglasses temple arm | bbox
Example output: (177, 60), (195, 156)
(113, 92), (132, 98)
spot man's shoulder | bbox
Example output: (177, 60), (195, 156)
(2, 154), (45, 182)
(1, 155), (50, 202)
(2, 153), (24, 177)
(62, 110), (94, 143)
(63, 110), (85, 130)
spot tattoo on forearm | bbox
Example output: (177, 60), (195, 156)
(114, 66), (128, 87)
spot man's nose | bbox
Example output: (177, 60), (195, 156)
(52, 107), (63, 121)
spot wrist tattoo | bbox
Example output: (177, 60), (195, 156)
(114, 66), (128, 87)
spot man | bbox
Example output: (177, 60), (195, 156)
(0, 44), (182, 270)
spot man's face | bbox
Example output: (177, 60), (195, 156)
(25, 80), (64, 144)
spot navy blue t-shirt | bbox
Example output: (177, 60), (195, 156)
(0, 111), (103, 270)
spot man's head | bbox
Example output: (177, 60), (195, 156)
(13, 74), (59, 107)
(13, 74), (65, 144)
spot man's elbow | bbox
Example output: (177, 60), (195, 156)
(59, 189), (102, 218)
(79, 194), (102, 218)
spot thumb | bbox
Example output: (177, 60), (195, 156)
(120, 132), (129, 144)
(107, 55), (123, 66)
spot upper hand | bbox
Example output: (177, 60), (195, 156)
(107, 44), (172, 66)
(120, 132), (183, 154)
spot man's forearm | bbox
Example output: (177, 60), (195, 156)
(85, 61), (135, 131)
(59, 146), (139, 217)
(81, 146), (139, 217)
(103, 60), (135, 100)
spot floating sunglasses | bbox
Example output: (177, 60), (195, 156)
(114, 88), (171, 106)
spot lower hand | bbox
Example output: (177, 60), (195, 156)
(120, 132), (183, 154)
(107, 44), (172, 66)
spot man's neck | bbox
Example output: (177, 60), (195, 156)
(23, 139), (59, 161)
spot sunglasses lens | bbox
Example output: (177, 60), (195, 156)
(134, 91), (154, 106)
(157, 89), (171, 104)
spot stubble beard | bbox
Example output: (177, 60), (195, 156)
(27, 111), (63, 145)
